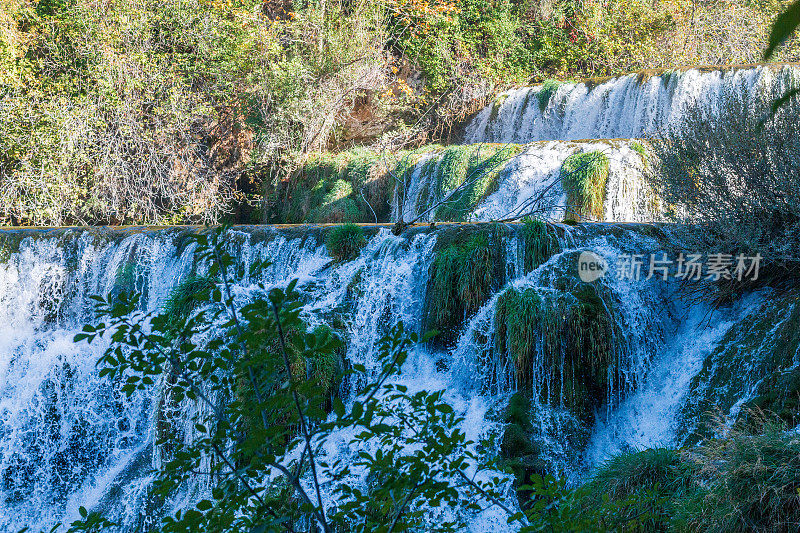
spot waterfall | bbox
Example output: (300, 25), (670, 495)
(463, 64), (798, 144)
(0, 223), (684, 529)
(0, 219), (790, 529)
(391, 140), (656, 224)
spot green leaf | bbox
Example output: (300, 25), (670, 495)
(332, 398), (345, 418)
(765, 0), (800, 59)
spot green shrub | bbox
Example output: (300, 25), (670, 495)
(561, 151), (610, 222)
(326, 223), (366, 262)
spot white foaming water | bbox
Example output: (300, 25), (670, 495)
(0, 229), (331, 531)
(0, 222), (778, 529)
(583, 292), (763, 468)
(463, 65), (796, 143)
(391, 141), (656, 224)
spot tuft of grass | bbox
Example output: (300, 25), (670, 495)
(630, 140), (649, 163)
(520, 217), (558, 273)
(561, 150), (610, 222)
(536, 80), (563, 112)
(326, 223), (366, 262)
(592, 448), (691, 499)
(686, 421), (800, 532)
(493, 280), (620, 422)
(426, 231), (500, 345)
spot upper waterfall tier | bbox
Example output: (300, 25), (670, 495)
(463, 64), (799, 143)
(391, 140), (658, 223)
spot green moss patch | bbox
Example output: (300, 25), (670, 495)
(536, 80), (563, 112)
(493, 280), (621, 423)
(561, 150), (610, 222)
(426, 230), (504, 346)
(326, 223), (366, 262)
(520, 217), (558, 273)
(680, 291), (800, 441)
(433, 144), (522, 221)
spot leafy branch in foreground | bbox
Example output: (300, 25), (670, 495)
(71, 226), (516, 532)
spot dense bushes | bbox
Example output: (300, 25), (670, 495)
(648, 71), (800, 288)
(2, 0), (795, 226)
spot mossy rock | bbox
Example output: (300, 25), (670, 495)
(679, 291), (800, 442)
(505, 392), (533, 431)
(326, 223), (366, 262)
(494, 274), (622, 423)
(561, 150), (609, 222)
(501, 423), (539, 459)
(425, 228), (505, 346)
(536, 80), (562, 112)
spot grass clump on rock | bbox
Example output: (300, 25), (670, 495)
(561, 150), (610, 222)
(493, 281), (620, 422)
(326, 223), (366, 262)
(426, 231), (501, 346)
(536, 80), (563, 111)
(520, 217), (558, 273)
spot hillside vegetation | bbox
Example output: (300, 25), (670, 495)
(0, 0), (797, 225)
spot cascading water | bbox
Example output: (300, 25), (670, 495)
(463, 64), (799, 143)
(2, 63), (796, 531)
(0, 219), (783, 529)
(391, 141), (656, 224)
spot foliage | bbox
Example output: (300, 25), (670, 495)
(70, 226), (515, 532)
(687, 420), (800, 532)
(560, 150), (609, 222)
(426, 231), (501, 346)
(520, 217), (557, 273)
(3, 0), (794, 226)
(326, 223), (366, 262)
(648, 76), (800, 288)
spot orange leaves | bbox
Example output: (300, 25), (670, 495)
(386, 0), (458, 37)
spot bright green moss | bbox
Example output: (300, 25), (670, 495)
(520, 217), (558, 273)
(326, 223), (366, 262)
(630, 141), (648, 162)
(561, 150), (610, 222)
(537, 80), (563, 111)
(310, 179), (362, 222)
(434, 144), (522, 221)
